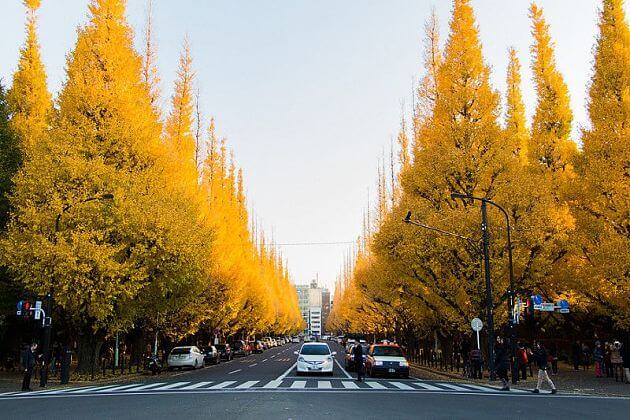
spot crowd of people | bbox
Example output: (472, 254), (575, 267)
(462, 337), (630, 393)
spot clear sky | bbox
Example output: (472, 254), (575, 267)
(1, 0), (623, 292)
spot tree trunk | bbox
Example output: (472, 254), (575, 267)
(76, 330), (104, 375)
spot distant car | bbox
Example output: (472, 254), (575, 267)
(215, 343), (233, 361)
(291, 336), (300, 343)
(294, 342), (336, 376)
(344, 343), (369, 371)
(167, 346), (205, 370)
(201, 346), (221, 365)
(232, 340), (251, 357)
(251, 340), (264, 353)
(365, 344), (409, 378)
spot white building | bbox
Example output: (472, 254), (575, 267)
(295, 278), (324, 336)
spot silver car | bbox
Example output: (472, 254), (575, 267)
(167, 346), (205, 370)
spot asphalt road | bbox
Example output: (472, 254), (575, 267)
(1, 341), (628, 419)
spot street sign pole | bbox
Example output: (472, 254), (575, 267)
(471, 318), (483, 350)
(481, 201), (496, 381)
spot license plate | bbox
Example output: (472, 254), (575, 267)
(309, 367), (321, 371)
(388, 368), (395, 373)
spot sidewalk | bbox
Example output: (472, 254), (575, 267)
(411, 361), (630, 397)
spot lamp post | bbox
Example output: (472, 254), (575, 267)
(450, 193), (517, 384)
(40, 193), (114, 387)
(403, 212), (495, 380)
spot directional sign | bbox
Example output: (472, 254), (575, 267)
(532, 294), (543, 310)
(540, 302), (555, 312)
(557, 299), (570, 314)
(471, 318), (483, 332)
(16, 300), (23, 316)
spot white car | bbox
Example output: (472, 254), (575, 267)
(291, 336), (300, 343)
(294, 343), (336, 376)
(167, 346), (205, 370)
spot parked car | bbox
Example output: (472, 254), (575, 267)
(167, 346), (205, 370)
(291, 336), (300, 343)
(262, 337), (274, 348)
(215, 343), (233, 361)
(344, 343), (369, 371)
(201, 346), (221, 365)
(251, 340), (264, 353)
(232, 340), (251, 357)
(365, 344), (409, 378)
(295, 342), (336, 376)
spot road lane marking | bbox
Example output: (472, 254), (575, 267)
(317, 381), (332, 389)
(275, 362), (297, 381)
(270, 355), (276, 358)
(228, 369), (242, 375)
(365, 381), (386, 389)
(95, 384), (141, 393)
(262, 359), (268, 362)
(413, 382), (442, 391)
(334, 358), (353, 379)
(262, 380), (282, 388)
(235, 381), (259, 389)
(208, 381), (236, 389)
(248, 363), (257, 367)
(390, 381), (413, 390)
(150, 382), (190, 391)
(67, 385), (121, 394)
(179, 382), (213, 390)
(456, 383), (500, 392)
(290, 381), (306, 389)
(123, 383), (167, 392)
(342, 381), (360, 389)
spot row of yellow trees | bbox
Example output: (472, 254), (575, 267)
(328, 0), (629, 344)
(0, 0), (302, 371)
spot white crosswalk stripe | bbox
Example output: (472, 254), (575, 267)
(263, 380), (282, 388)
(96, 384), (141, 393)
(455, 383), (499, 393)
(290, 380), (306, 389)
(413, 382), (442, 391)
(390, 381), (414, 390)
(208, 381), (236, 389)
(365, 381), (387, 389)
(235, 381), (259, 389)
(150, 382), (190, 391)
(180, 381), (213, 390)
(341, 381), (359, 389)
(317, 381), (332, 389)
(117, 383), (167, 392)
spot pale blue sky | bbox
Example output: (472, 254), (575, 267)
(1, 1), (622, 292)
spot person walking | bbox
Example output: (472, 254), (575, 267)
(604, 342), (613, 378)
(571, 340), (581, 371)
(593, 341), (604, 377)
(532, 341), (557, 394)
(516, 342), (528, 380)
(494, 337), (510, 391)
(611, 341), (623, 381)
(470, 347), (483, 379)
(21, 343), (37, 391)
(353, 344), (365, 382)
(581, 342), (591, 370)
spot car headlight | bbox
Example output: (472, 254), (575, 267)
(326, 357), (333, 363)
(399, 360), (409, 367)
(298, 357), (305, 362)
(374, 361), (383, 366)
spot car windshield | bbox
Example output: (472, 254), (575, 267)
(170, 347), (191, 355)
(300, 345), (330, 355)
(201, 347), (214, 353)
(372, 346), (403, 357)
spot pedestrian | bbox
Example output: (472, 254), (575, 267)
(593, 341), (604, 377)
(548, 342), (558, 375)
(353, 343), (364, 382)
(621, 340), (630, 384)
(461, 339), (471, 378)
(604, 342), (613, 378)
(581, 342), (591, 370)
(611, 341), (623, 381)
(532, 341), (557, 394)
(470, 347), (483, 379)
(494, 337), (510, 391)
(21, 343), (37, 391)
(516, 342), (528, 380)
(571, 340), (581, 371)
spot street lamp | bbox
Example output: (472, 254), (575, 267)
(450, 193), (518, 384)
(403, 212), (494, 379)
(40, 193), (114, 387)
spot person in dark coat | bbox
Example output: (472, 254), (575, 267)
(21, 343), (38, 391)
(571, 340), (581, 371)
(494, 337), (510, 391)
(532, 341), (557, 394)
(353, 344), (365, 382)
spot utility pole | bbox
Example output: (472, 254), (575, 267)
(480, 200), (496, 381)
